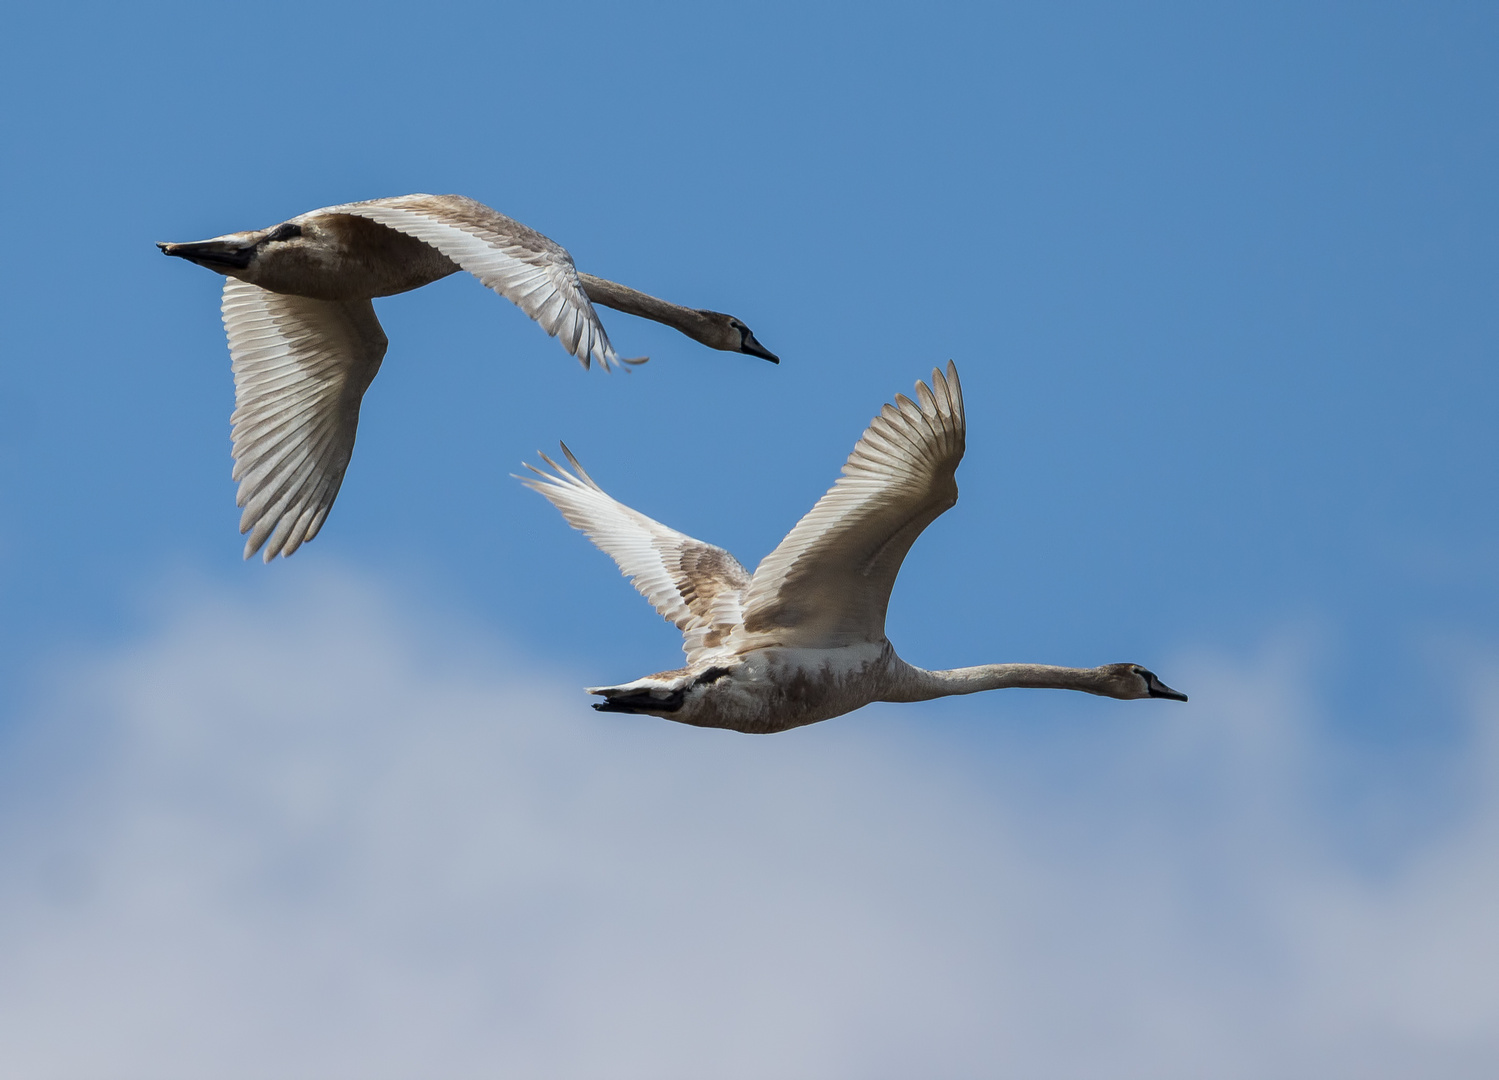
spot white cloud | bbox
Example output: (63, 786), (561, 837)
(0, 571), (1496, 1079)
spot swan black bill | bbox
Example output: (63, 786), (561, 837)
(157, 239), (255, 271)
(739, 330), (780, 364)
(1149, 682), (1189, 702)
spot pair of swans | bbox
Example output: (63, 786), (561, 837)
(163, 196), (1185, 731)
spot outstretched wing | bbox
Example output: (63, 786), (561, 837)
(325, 194), (630, 371)
(522, 445), (750, 664)
(738, 363), (966, 649)
(221, 278), (387, 561)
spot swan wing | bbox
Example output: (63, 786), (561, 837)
(522, 444), (751, 664)
(738, 363), (966, 648)
(221, 278), (388, 562)
(325, 194), (622, 371)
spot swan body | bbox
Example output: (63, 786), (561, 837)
(524, 363), (1186, 734)
(160, 194), (778, 561)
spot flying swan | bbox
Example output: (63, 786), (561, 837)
(160, 194), (778, 561)
(523, 363), (1186, 734)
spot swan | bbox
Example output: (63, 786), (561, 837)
(159, 193), (779, 561)
(522, 362), (1186, 734)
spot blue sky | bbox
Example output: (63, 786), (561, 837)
(2, 2), (1497, 1075)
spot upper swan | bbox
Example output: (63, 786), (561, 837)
(523, 363), (1186, 734)
(160, 193), (779, 561)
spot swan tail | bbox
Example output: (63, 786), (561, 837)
(587, 665), (733, 715)
(588, 683), (687, 714)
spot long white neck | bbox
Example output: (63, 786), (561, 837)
(881, 662), (1118, 702)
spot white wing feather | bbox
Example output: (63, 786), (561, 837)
(522, 445), (750, 665)
(222, 278), (388, 562)
(327, 194), (622, 371)
(737, 363), (966, 649)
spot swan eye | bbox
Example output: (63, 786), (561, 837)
(265, 223), (303, 244)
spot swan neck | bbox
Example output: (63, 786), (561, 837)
(578, 273), (708, 336)
(885, 662), (1113, 702)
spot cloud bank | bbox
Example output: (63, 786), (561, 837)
(0, 572), (1496, 1079)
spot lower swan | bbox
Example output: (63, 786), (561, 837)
(523, 363), (1186, 734)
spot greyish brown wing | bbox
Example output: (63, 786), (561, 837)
(737, 363), (965, 649)
(521, 445), (751, 664)
(221, 278), (387, 561)
(324, 194), (628, 370)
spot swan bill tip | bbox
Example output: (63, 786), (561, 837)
(1148, 680), (1188, 702)
(159, 236), (256, 270)
(737, 327), (779, 364)
(1129, 665), (1187, 701)
(742, 341), (780, 364)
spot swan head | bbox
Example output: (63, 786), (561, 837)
(1100, 663), (1188, 701)
(157, 221), (305, 279)
(693, 310), (779, 363)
